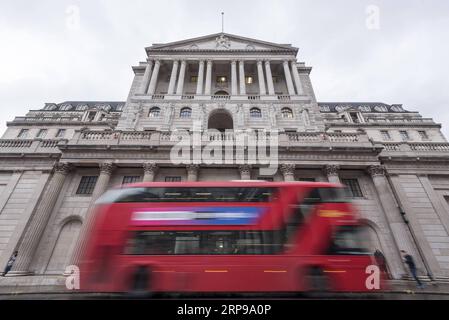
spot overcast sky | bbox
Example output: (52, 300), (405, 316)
(1, 0), (448, 136)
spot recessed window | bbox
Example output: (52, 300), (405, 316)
(250, 108), (262, 118)
(180, 107), (192, 118)
(149, 107), (161, 118)
(341, 179), (363, 198)
(349, 112), (361, 123)
(190, 76), (198, 83)
(399, 130), (410, 141)
(122, 176), (142, 185)
(281, 107), (293, 118)
(418, 131), (429, 140)
(37, 129), (47, 138)
(17, 129), (29, 139)
(76, 176), (98, 195)
(87, 111), (96, 121)
(56, 129), (66, 138)
(165, 176), (182, 182)
(216, 76), (227, 84)
(381, 130), (391, 141)
(245, 76), (254, 84)
(272, 76), (279, 83)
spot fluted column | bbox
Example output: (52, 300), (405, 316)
(231, 60), (238, 96)
(9, 163), (71, 275)
(323, 165), (341, 184)
(139, 60), (153, 94)
(196, 60), (205, 95)
(147, 59), (161, 95)
(283, 60), (296, 96)
(143, 162), (158, 182)
(367, 165), (408, 279)
(205, 60), (213, 95)
(280, 163), (295, 181)
(239, 60), (246, 95)
(257, 60), (266, 96)
(176, 60), (187, 95)
(239, 165), (252, 180)
(264, 60), (275, 95)
(167, 60), (179, 95)
(290, 61), (304, 95)
(186, 164), (199, 181)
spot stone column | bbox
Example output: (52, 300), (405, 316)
(196, 60), (205, 95)
(205, 60), (213, 95)
(239, 165), (252, 180)
(186, 164), (199, 181)
(239, 60), (246, 95)
(323, 165), (341, 184)
(290, 61), (304, 95)
(280, 163), (296, 181)
(167, 60), (179, 95)
(257, 60), (266, 96)
(231, 60), (238, 96)
(143, 162), (158, 182)
(9, 163), (71, 275)
(264, 60), (275, 95)
(139, 60), (153, 94)
(367, 165), (408, 278)
(147, 59), (161, 95)
(176, 60), (187, 95)
(283, 60), (296, 96)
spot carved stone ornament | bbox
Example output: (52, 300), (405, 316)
(143, 162), (158, 174)
(323, 164), (340, 177)
(54, 162), (72, 175)
(367, 165), (386, 177)
(215, 34), (231, 49)
(99, 162), (114, 175)
(280, 163), (295, 175)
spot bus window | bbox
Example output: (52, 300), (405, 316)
(327, 226), (371, 255)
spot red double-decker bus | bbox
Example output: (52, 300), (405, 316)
(79, 181), (386, 294)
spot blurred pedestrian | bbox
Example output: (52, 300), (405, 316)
(374, 249), (388, 276)
(2, 251), (18, 276)
(401, 250), (423, 289)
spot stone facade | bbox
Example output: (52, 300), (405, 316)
(1, 33), (449, 283)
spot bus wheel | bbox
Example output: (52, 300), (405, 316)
(128, 266), (152, 298)
(306, 267), (329, 296)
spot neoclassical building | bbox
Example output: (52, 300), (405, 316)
(1, 33), (449, 287)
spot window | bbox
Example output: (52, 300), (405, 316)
(334, 130), (342, 133)
(250, 107), (262, 118)
(272, 76), (279, 83)
(216, 76), (227, 84)
(76, 176), (98, 195)
(55, 129), (66, 138)
(299, 178), (316, 182)
(122, 176), (142, 185)
(190, 76), (198, 83)
(245, 76), (254, 84)
(37, 129), (47, 138)
(180, 107), (192, 118)
(349, 112), (360, 123)
(380, 130), (391, 141)
(165, 176), (182, 182)
(76, 104), (88, 111)
(399, 130), (410, 141)
(17, 129), (29, 139)
(87, 111), (96, 121)
(257, 177), (274, 181)
(281, 107), (293, 119)
(149, 107), (161, 118)
(341, 179), (363, 198)
(418, 131), (429, 140)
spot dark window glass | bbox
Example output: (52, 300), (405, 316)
(149, 107), (161, 118)
(122, 176), (142, 185)
(250, 108), (262, 118)
(165, 176), (181, 182)
(180, 107), (192, 118)
(76, 176), (98, 195)
(341, 179), (363, 198)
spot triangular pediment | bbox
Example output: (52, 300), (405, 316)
(147, 33), (297, 52)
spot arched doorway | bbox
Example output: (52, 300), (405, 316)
(208, 109), (233, 132)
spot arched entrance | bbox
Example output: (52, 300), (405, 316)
(208, 109), (233, 132)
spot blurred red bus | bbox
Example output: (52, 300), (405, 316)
(80, 181), (386, 294)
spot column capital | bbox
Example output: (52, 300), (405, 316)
(257, 60), (264, 66)
(207, 60), (213, 65)
(186, 164), (200, 174)
(153, 59), (161, 65)
(367, 165), (386, 177)
(238, 164), (252, 175)
(180, 60), (187, 65)
(238, 59), (245, 64)
(264, 59), (271, 65)
(198, 59), (205, 64)
(283, 60), (290, 65)
(172, 60), (179, 65)
(54, 162), (72, 175)
(99, 162), (115, 175)
(280, 163), (295, 175)
(323, 164), (340, 177)
(143, 162), (158, 174)
(231, 60), (237, 65)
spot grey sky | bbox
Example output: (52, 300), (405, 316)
(1, 0), (448, 136)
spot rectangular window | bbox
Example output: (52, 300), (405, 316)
(272, 76), (278, 83)
(37, 129), (47, 138)
(76, 176), (98, 195)
(190, 76), (198, 83)
(341, 179), (363, 198)
(17, 129), (29, 138)
(216, 76), (227, 84)
(165, 176), (182, 182)
(399, 130), (410, 141)
(418, 131), (429, 140)
(380, 130), (391, 141)
(349, 112), (360, 123)
(257, 177), (274, 181)
(245, 76), (254, 84)
(56, 129), (66, 138)
(122, 176), (142, 185)
(87, 111), (96, 121)
(299, 178), (316, 182)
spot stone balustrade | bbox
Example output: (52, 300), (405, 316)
(381, 142), (449, 154)
(0, 139), (66, 153)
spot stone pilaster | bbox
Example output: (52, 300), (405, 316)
(283, 60), (295, 96)
(139, 60), (153, 94)
(196, 60), (205, 95)
(257, 60), (266, 96)
(280, 163), (296, 181)
(264, 60), (275, 95)
(186, 164), (199, 181)
(147, 59), (161, 95)
(231, 60), (238, 96)
(9, 162), (72, 275)
(290, 61), (304, 95)
(205, 60), (213, 95)
(239, 60), (246, 95)
(176, 60), (187, 95)
(323, 165), (341, 184)
(239, 165), (252, 180)
(167, 60), (179, 95)
(143, 162), (158, 182)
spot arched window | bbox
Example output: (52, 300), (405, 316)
(281, 107), (293, 118)
(180, 107), (192, 118)
(250, 107), (262, 118)
(149, 107), (161, 118)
